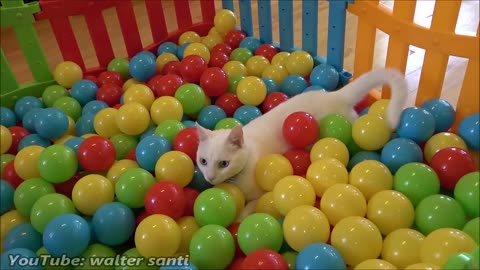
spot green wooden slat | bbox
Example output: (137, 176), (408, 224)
(1, 80), (57, 109)
(0, 49), (19, 95)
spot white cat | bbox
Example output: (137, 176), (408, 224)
(195, 68), (407, 218)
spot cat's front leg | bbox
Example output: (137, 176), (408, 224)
(235, 199), (258, 222)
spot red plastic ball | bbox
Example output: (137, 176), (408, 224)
(125, 148), (136, 161)
(96, 83), (123, 107)
(183, 187), (199, 216)
(53, 172), (84, 197)
(83, 75), (99, 86)
(255, 44), (279, 62)
(7, 126), (30, 154)
(173, 128), (199, 161)
(209, 51), (230, 68)
(211, 43), (233, 55)
(283, 148), (312, 176)
(228, 222), (245, 258)
(429, 147), (478, 190)
(179, 55), (208, 83)
(135, 210), (150, 227)
(200, 67), (229, 97)
(148, 74), (184, 97)
(144, 181), (187, 220)
(354, 95), (371, 114)
(77, 136), (116, 172)
(282, 111), (319, 148)
(161, 60), (182, 76)
(215, 93), (243, 117)
(224, 29), (247, 49)
(261, 92), (289, 113)
(228, 256), (246, 270)
(241, 249), (289, 270)
(97, 70), (124, 87)
(2, 160), (23, 189)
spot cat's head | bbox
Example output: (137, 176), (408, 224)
(195, 123), (249, 185)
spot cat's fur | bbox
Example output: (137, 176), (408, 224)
(195, 68), (407, 206)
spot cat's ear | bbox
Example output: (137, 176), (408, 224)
(196, 122), (211, 141)
(227, 125), (244, 148)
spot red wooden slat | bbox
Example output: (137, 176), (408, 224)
(115, 1), (142, 57)
(84, 11), (115, 68)
(201, 0), (216, 23)
(174, 0), (193, 30)
(145, 0), (168, 43)
(36, 0), (118, 20)
(48, 16), (86, 71)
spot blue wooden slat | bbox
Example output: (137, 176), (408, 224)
(278, 1), (294, 52)
(222, 0), (234, 11)
(302, 0), (318, 56)
(327, 0), (352, 71)
(257, 0), (272, 44)
(239, 0), (253, 36)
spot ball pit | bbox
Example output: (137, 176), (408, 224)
(0, 8), (479, 270)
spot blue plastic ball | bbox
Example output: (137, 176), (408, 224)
(135, 135), (172, 172)
(128, 51), (157, 81)
(34, 108), (69, 139)
(3, 223), (42, 252)
(239, 37), (262, 53)
(42, 214), (90, 257)
(0, 106), (17, 127)
(157, 41), (179, 56)
(359, 106), (369, 116)
(21, 108), (43, 133)
(0, 180), (14, 215)
(233, 105), (262, 125)
(161, 262), (199, 270)
(302, 85), (326, 93)
(82, 100), (109, 116)
(14, 96), (44, 120)
(75, 113), (95, 136)
(64, 137), (85, 154)
(1, 248), (42, 270)
(187, 166), (213, 192)
(197, 105), (227, 130)
(177, 42), (191, 60)
(18, 134), (51, 150)
(280, 74), (308, 97)
(182, 120), (197, 128)
(396, 106), (435, 143)
(296, 243), (346, 270)
(458, 112), (480, 150)
(92, 202), (135, 246)
(70, 79), (98, 106)
(347, 151), (381, 171)
(380, 138), (423, 173)
(261, 78), (278, 94)
(420, 98), (455, 132)
(309, 64), (339, 91)
(140, 126), (157, 141)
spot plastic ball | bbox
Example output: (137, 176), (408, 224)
(157, 41), (179, 56)
(0, 180), (14, 215)
(72, 174), (114, 216)
(97, 70), (124, 87)
(1, 248), (42, 270)
(215, 93), (243, 117)
(91, 202), (135, 247)
(245, 55), (270, 77)
(284, 50), (314, 77)
(283, 205), (330, 252)
(310, 138), (349, 167)
(318, 113), (352, 145)
(116, 102), (150, 135)
(173, 127), (199, 162)
(12, 145), (41, 180)
(38, 144), (78, 183)
(381, 138), (423, 173)
(42, 213), (90, 257)
(52, 96), (81, 122)
(295, 243), (346, 270)
(92, 108), (119, 138)
(198, 67), (228, 97)
(420, 98), (456, 132)
(463, 217), (479, 244)
(34, 108), (69, 140)
(53, 61), (83, 88)
(454, 171), (479, 218)
(393, 162), (440, 207)
(261, 78), (278, 94)
(280, 74), (308, 97)
(150, 98), (182, 126)
(5, 126), (30, 155)
(30, 193), (76, 233)
(273, 175), (316, 216)
(3, 222), (42, 252)
(18, 134), (50, 150)
(13, 178), (54, 218)
(352, 114), (391, 151)
(348, 160), (392, 200)
(216, 183), (246, 219)
(214, 117), (242, 130)
(107, 57), (130, 80)
(197, 105), (226, 130)
(237, 213), (283, 254)
(2, 160), (22, 189)
(115, 167), (155, 208)
(193, 188), (236, 227)
(242, 249), (289, 270)
(81, 100), (108, 117)
(110, 134), (138, 160)
(155, 150), (194, 186)
(382, 228), (425, 269)
(0, 154), (15, 176)
(396, 106), (435, 143)
(255, 44), (279, 62)
(354, 259), (396, 270)
(420, 228), (476, 267)
(282, 111), (319, 148)
(134, 214), (180, 258)
(283, 148), (311, 176)
(20, 108), (44, 134)
(255, 154), (293, 192)
(96, 83), (123, 106)
(156, 52), (180, 73)
(458, 113), (479, 150)
(234, 105), (262, 125)
(262, 92), (289, 113)
(222, 60), (247, 77)
(0, 107), (17, 127)
(430, 147), (477, 190)
(209, 51), (229, 68)
(309, 64), (339, 91)
(189, 224), (235, 269)
(270, 51), (289, 66)
(224, 29), (247, 49)
(368, 99), (390, 118)
(255, 192), (283, 219)
(229, 47), (252, 64)
(202, 33), (223, 51)
(415, 194), (467, 235)
(179, 55), (208, 83)
(306, 157), (349, 197)
(14, 96), (43, 121)
(123, 83), (155, 109)
(424, 132), (468, 162)
(144, 181), (186, 220)
(183, 43), (210, 63)
(330, 216), (383, 267)
(106, 159), (138, 185)
(213, 10), (237, 35)
(262, 64), (289, 86)
(136, 135), (171, 172)
(128, 51), (157, 81)
(77, 136), (116, 173)
(236, 76), (267, 106)
(174, 216), (200, 254)
(175, 83), (206, 114)
(320, 183), (367, 226)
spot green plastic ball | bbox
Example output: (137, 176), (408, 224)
(282, 251), (298, 270)
(117, 248), (156, 270)
(79, 243), (116, 270)
(214, 118), (242, 130)
(42, 85), (70, 107)
(394, 162), (440, 207)
(468, 246), (479, 270)
(38, 144), (78, 184)
(319, 113), (353, 145)
(237, 213), (284, 255)
(228, 74), (245, 94)
(154, 120), (186, 144)
(463, 217), (479, 244)
(115, 168), (156, 208)
(37, 246), (74, 270)
(442, 252), (472, 270)
(230, 48), (253, 64)
(174, 83), (206, 114)
(30, 193), (77, 233)
(108, 58), (131, 80)
(194, 188), (237, 227)
(189, 224), (235, 269)
(110, 134), (138, 160)
(454, 171), (479, 218)
(53, 96), (82, 121)
(14, 178), (56, 217)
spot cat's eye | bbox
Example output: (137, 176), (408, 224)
(218, 160), (230, 168)
(199, 158), (207, 165)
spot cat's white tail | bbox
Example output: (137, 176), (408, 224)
(338, 68), (408, 129)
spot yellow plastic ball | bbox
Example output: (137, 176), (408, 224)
(178, 31), (201, 45)
(202, 34), (223, 51)
(349, 160), (393, 201)
(216, 182), (245, 219)
(320, 183), (367, 226)
(305, 157), (349, 197)
(72, 174), (114, 216)
(66, 116), (76, 136)
(155, 151), (194, 187)
(81, 133), (97, 139)
(382, 228), (425, 269)
(246, 55), (270, 77)
(222, 61), (247, 77)
(14, 145), (44, 180)
(177, 216), (200, 254)
(261, 64), (289, 86)
(214, 9), (237, 35)
(419, 228), (477, 267)
(183, 42), (211, 63)
(368, 99), (391, 119)
(284, 50), (314, 77)
(116, 102), (150, 136)
(367, 190), (415, 235)
(283, 205), (330, 251)
(255, 191), (282, 219)
(156, 52), (179, 72)
(94, 108), (122, 138)
(330, 216), (383, 267)
(273, 175), (316, 216)
(1, 210), (28, 252)
(150, 96), (184, 125)
(404, 263), (440, 270)
(423, 132), (468, 162)
(54, 134), (74, 145)
(53, 61), (83, 88)
(271, 52), (290, 67)
(0, 125), (12, 154)
(123, 78), (144, 92)
(236, 76), (267, 106)
(107, 159), (139, 185)
(123, 84), (155, 110)
(208, 27), (223, 38)
(354, 259), (397, 270)
(255, 153), (294, 192)
(310, 137), (349, 167)
(135, 214), (181, 257)
(352, 114), (391, 151)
